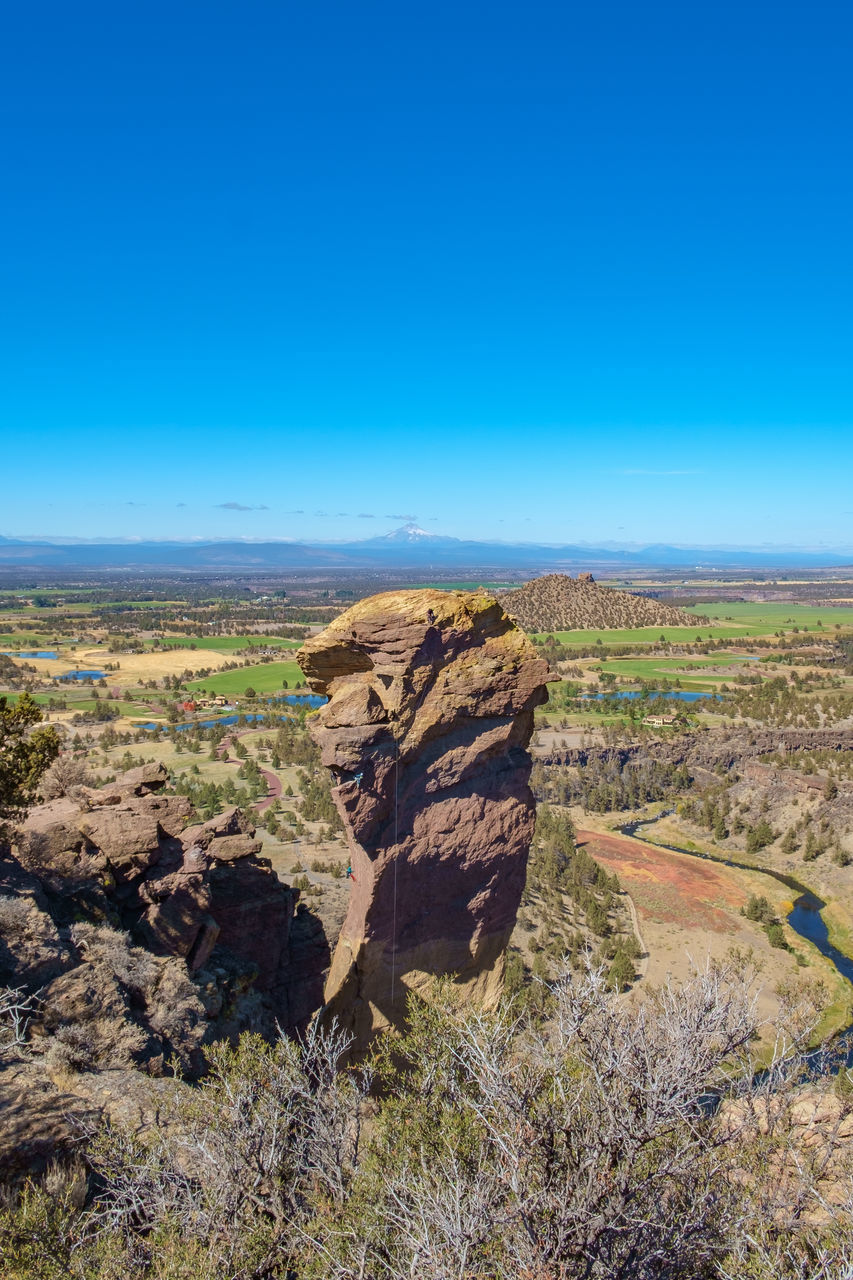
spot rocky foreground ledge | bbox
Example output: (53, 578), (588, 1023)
(298, 588), (550, 1051)
(1, 763), (330, 1177)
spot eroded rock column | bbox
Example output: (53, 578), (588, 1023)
(297, 589), (549, 1050)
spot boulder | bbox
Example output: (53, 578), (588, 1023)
(208, 834), (263, 863)
(0, 1059), (101, 1183)
(180, 806), (252, 851)
(76, 807), (162, 877)
(298, 588), (549, 1051)
(102, 762), (170, 796)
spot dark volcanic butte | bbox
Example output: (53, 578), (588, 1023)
(298, 589), (550, 1049)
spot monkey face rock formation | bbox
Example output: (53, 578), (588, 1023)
(298, 589), (550, 1049)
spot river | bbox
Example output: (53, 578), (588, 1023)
(617, 811), (853, 1069)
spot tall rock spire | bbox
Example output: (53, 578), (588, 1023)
(298, 589), (549, 1051)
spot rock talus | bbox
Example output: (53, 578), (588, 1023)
(298, 589), (550, 1049)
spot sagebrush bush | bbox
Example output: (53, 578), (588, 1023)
(69, 923), (159, 996)
(0, 895), (34, 940)
(2, 961), (853, 1279)
(38, 755), (93, 800)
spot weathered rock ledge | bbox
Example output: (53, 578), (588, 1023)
(1, 762), (331, 1179)
(2, 764), (327, 1072)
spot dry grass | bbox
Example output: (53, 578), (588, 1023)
(18, 648), (233, 687)
(572, 818), (835, 1040)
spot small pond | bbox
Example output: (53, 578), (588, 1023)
(134, 694), (326, 733)
(268, 694), (326, 709)
(2, 650), (59, 659)
(584, 690), (717, 703)
(56, 670), (107, 681)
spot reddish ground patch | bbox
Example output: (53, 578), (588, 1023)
(577, 828), (745, 934)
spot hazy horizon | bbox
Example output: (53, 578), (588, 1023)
(2, 523), (853, 561)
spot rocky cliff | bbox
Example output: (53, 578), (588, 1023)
(298, 588), (550, 1050)
(2, 764), (327, 1078)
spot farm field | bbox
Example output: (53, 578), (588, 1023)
(535, 625), (747, 645)
(0, 634), (62, 649)
(682, 602), (853, 628)
(185, 660), (305, 696)
(25, 648), (232, 684)
(535, 604), (853, 648)
(601, 655), (760, 688)
(165, 634), (302, 651)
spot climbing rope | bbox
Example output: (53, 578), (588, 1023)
(391, 733), (399, 1004)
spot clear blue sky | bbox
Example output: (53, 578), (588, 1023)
(1, 1), (851, 549)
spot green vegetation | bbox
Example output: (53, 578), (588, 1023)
(536, 757), (692, 813)
(683, 601), (853, 629)
(3, 966), (849, 1280)
(742, 893), (789, 950)
(168, 634), (302, 651)
(0, 692), (60, 821)
(185, 660), (305, 696)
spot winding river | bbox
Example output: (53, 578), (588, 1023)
(617, 811), (853, 986)
(617, 811), (853, 1069)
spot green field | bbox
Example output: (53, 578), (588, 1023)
(534, 626), (743, 646)
(0, 634), (61, 649)
(0, 692), (148, 714)
(683, 602), (853, 628)
(534, 602), (853, 647)
(171, 635), (302, 652)
(185, 660), (305, 697)
(601, 655), (758, 689)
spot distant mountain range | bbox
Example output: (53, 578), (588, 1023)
(0, 527), (850, 571)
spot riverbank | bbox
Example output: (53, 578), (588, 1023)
(570, 807), (851, 1052)
(608, 807), (853, 1047)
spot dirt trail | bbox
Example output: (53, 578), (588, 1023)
(256, 769), (282, 812)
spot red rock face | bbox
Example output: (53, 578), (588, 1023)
(298, 589), (550, 1049)
(14, 767), (296, 998)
